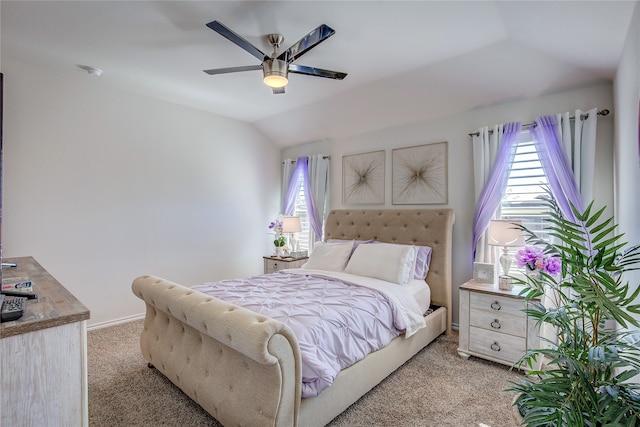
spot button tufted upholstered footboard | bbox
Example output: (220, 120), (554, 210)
(132, 275), (302, 427)
(132, 208), (455, 426)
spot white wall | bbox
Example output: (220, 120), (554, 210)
(1, 58), (280, 327)
(283, 82), (615, 327)
(614, 3), (640, 313)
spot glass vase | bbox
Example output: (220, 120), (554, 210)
(525, 268), (541, 280)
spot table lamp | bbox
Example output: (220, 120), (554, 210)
(282, 216), (302, 255)
(488, 219), (524, 288)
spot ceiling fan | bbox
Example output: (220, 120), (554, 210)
(203, 20), (347, 94)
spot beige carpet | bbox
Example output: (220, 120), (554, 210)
(88, 319), (523, 426)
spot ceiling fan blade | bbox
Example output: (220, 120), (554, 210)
(203, 65), (263, 75)
(289, 64), (347, 80)
(272, 87), (285, 95)
(206, 20), (268, 62)
(278, 24), (335, 63)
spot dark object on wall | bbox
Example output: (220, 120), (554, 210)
(1, 72), (3, 284)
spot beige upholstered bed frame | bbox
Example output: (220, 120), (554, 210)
(132, 209), (454, 426)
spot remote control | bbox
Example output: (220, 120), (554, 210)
(1, 294), (27, 322)
(0, 289), (38, 299)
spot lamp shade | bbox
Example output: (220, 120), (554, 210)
(488, 220), (524, 247)
(282, 216), (302, 233)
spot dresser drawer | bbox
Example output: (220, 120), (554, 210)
(469, 326), (526, 364)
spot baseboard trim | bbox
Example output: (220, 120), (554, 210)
(87, 313), (145, 331)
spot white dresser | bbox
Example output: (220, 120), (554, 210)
(457, 280), (539, 369)
(1, 256), (90, 426)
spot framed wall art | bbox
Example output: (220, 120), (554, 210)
(342, 150), (385, 204)
(392, 141), (448, 204)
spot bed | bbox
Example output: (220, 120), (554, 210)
(131, 208), (454, 426)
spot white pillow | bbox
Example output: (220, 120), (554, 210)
(302, 241), (353, 271)
(344, 243), (417, 285)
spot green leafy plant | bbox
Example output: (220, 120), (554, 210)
(508, 191), (640, 426)
(268, 216), (286, 247)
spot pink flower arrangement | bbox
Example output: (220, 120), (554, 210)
(515, 246), (561, 276)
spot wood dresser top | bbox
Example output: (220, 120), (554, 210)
(1, 256), (90, 338)
(460, 279), (541, 301)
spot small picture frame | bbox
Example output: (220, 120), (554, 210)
(473, 262), (495, 284)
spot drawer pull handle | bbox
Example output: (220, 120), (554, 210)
(490, 341), (501, 352)
(490, 301), (502, 310)
(491, 319), (501, 329)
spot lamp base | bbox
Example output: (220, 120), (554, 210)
(289, 235), (298, 253)
(499, 247), (513, 276)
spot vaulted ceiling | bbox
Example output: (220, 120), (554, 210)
(1, 1), (636, 146)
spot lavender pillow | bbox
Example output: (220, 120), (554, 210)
(369, 241), (433, 280)
(413, 245), (433, 280)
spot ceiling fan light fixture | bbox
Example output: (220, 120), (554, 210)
(263, 59), (288, 88)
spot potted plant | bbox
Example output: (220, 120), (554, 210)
(268, 215), (287, 256)
(508, 192), (640, 426)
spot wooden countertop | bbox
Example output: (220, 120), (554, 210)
(1, 256), (90, 338)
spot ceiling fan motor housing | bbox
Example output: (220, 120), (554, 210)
(263, 58), (288, 88)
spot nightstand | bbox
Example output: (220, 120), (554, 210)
(263, 256), (308, 274)
(457, 280), (539, 369)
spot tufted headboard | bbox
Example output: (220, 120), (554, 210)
(324, 209), (455, 334)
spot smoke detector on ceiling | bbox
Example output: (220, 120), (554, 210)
(76, 64), (103, 76)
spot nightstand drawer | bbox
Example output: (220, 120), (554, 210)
(469, 326), (526, 364)
(469, 307), (527, 337)
(263, 257), (308, 274)
(471, 292), (524, 317)
(265, 259), (284, 273)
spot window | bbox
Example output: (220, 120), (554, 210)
(282, 155), (330, 253)
(500, 130), (553, 268)
(290, 169), (310, 253)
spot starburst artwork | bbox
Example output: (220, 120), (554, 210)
(342, 150), (385, 204)
(392, 142), (448, 204)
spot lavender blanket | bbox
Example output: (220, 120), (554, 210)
(192, 270), (415, 397)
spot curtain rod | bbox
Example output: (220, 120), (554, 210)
(282, 155), (331, 164)
(468, 109), (610, 137)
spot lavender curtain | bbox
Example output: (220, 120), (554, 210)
(472, 122), (522, 261)
(281, 159), (297, 211)
(281, 157), (305, 216)
(530, 115), (584, 221)
(282, 156), (325, 240)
